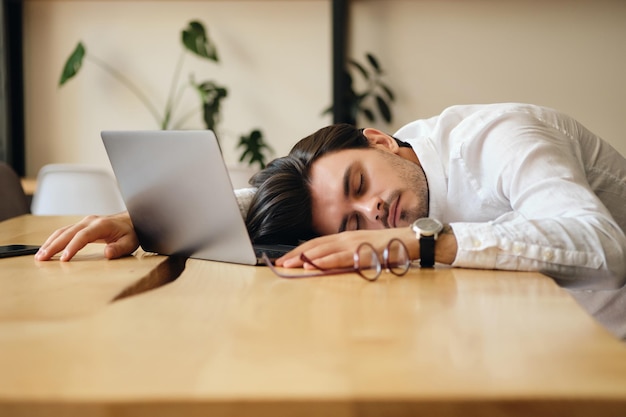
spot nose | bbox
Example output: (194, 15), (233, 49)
(354, 196), (385, 225)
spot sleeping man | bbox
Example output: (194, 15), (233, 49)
(35, 103), (626, 339)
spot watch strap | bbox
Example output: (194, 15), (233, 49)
(419, 235), (435, 268)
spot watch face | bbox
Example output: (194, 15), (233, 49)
(413, 218), (443, 235)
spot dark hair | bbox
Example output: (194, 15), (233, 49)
(245, 124), (409, 244)
(245, 156), (315, 244)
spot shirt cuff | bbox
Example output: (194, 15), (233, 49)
(449, 222), (500, 269)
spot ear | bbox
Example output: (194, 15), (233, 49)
(362, 128), (400, 153)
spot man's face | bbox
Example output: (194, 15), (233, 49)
(308, 146), (429, 235)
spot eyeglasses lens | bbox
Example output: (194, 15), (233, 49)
(386, 239), (410, 276)
(355, 243), (382, 281)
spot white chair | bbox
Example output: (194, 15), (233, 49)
(31, 164), (126, 215)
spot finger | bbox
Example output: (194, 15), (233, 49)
(35, 220), (94, 261)
(103, 234), (140, 260)
(280, 241), (354, 269)
(37, 216), (99, 252)
(57, 234), (89, 261)
(38, 224), (72, 251)
(58, 217), (127, 261)
(276, 238), (335, 267)
(279, 255), (304, 268)
(276, 247), (304, 267)
(274, 238), (326, 267)
(303, 250), (355, 270)
(39, 216), (113, 261)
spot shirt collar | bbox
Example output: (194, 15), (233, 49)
(405, 137), (448, 221)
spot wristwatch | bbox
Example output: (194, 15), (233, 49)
(411, 218), (443, 268)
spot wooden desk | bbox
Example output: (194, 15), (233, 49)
(1, 215), (626, 417)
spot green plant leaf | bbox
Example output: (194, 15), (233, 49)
(356, 92), (369, 102)
(323, 51), (394, 126)
(366, 53), (381, 74)
(361, 107), (375, 122)
(238, 129), (272, 169)
(182, 21), (218, 61)
(192, 80), (228, 130)
(379, 82), (395, 102)
(348, 60), (369, 80)
(375, 95), (392, 123)
(59, 42), (86, 86)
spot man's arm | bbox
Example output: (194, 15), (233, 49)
(447, 111), (626, 290)
(436, 224), (457, 265)
(275, 225), (458, 269)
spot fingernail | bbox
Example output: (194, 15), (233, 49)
(60, 250), (69, 261)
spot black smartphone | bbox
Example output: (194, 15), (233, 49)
(0, 244), (40, 259)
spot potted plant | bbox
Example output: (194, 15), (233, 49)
(325, 52), (395, 126)
(59, 20), (273, 172)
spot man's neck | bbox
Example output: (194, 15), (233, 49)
(398, 146), (421, 166)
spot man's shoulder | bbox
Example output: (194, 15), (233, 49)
(396, 103), (552, 134)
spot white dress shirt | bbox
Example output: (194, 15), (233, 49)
(396, 103), (626, 339)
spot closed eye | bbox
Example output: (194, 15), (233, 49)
(340, 162), (366, 233)
(356, 172), (365, 196)
(352, 166), (368, 199)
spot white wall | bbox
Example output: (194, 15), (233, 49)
(23, 0), (332, 176)
(349, 0), (626, 148)
(23, 0), (626, 177)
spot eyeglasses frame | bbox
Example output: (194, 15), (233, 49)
(262, 238), (411, 282)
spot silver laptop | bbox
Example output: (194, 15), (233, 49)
(101, 130), (295, 265)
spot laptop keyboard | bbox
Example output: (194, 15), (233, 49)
(254, 244), (296, 261)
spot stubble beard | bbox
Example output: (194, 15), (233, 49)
(380, 150), (429, 228)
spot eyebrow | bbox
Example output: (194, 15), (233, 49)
(338, 162), (357, 233)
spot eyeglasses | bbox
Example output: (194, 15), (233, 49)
(262, 238), (411, 282)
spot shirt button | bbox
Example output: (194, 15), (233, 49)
(473, 240), (481, 248)
(543, 250), (555, 261)
(513, 243), (524, 255)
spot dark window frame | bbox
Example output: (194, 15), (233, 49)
(1, 0), (25, 176)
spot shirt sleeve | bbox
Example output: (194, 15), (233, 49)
(449, 111), (626, 290)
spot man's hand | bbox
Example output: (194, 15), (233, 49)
(276, 227), (418, 269)
(34, 212), (139, 262)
